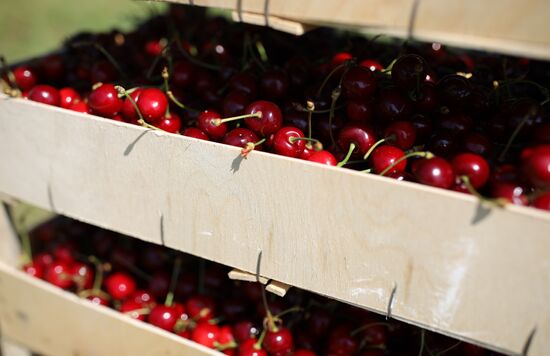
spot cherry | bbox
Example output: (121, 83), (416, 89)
(337, 124), (377, 158)
(223, 128), (261, 149)
(307, 308), (332, 338)
(175, 272), (198, 299)
(451, 153), (490, 189)
(414, 82), (438, 113)
(293, 350), (317, 356)
(70, 262), (94, 290)
(130, 290), (155, 307)
(45, 260), (74, 289)
(263, 327), (294, 355)
(28, 85), (60, 106)
(88, 83), (122, 118)
(22, 262), (43, 279)
(413, 157), (455, 189)
(39, 54), (65, 82)
(491, 182), (528, 206)
(272, 127), (306, 158)
(361, 324), (388, 346)
(147, 270), (170, 299)
(327, 324), (358, 356)
(260, 69), (289, 100)
(86, 294), (109, 306)
(172, 61), (195, 88)
(391, 54), (428, 89)
(532, 123), (550, 144)
(230, 72), (258, 98)
(12, 66), (37, 91)
(308, 150), (337, 166)
(346, 99), (374, 122)
(521, 145), (550, 189)
(233, 321), (259, 343)
(384, 121), (416, 150)
(238, 339), (266, 356)
(244, 101), (283, 137)
(427, 132), (459, 157)
(59, 87), (81, 109)
(410, 115), (434, 144)
(69, 101), (90, 114)
(33, 252), (54, 270)
(145, 39), (165, 56)
(136, 88), (168, 123)
(217, 325), (237, 349)
(376, 87), (412, 122)
(198, 110), (227, 140)
(461, 132), (492, 157)
(437, 74), (472, 109)
(191, 322), (220, 349)
(183, 127), (210, 141)
(120, 299), (148, 321)
(331, 52), (353, 67)
(438, 113), (473, 136)
(342, 66), (377, 99)
(157, 112), (182, 133)
(359, 59), (383, 72)
(53, 243), (75, 263)
(148, 304), (180, 332)
(532, 192), (550, 211)
(371, 146), (406, 175)
(90, 60), (118, 84)
(121, 88), (142, 121)
(223, 90), (251, 117)
(186, 295), (215, 322)
(104, 272), (136, 300)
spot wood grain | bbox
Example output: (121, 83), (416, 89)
(1, 97), (550, 354)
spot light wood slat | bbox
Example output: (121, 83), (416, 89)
(1, 97), (550, 354)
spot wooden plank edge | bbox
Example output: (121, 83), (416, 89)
(228, 268), (269, 284)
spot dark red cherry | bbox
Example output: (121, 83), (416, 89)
(223, 90), (251, 117)
(172, 61), (195, 88)
(359, 59), (383, 72)
(39, 54), (65, 82)
(22, 262), (43, 279)
(233, 321), (259, 343)
(391, 54), (428, 89)
(452, 153), (490, 189)
(504, 99), (544, 139)
(223, 128), (261, 149)
(532, 123), (550, 144)
(342, 66), (377, 99)
(346, 99), (374, 122)
(327, 324), (358, 356)
(28, 85), (60, 106)
(191, 322), (220, 349)
(491, 182), (528, 206)
(90, 60), (118, 84)
(104, 272), (136, 300)
(263, 328), (294, 355)
(331, 52), (353, 67)
(272, 127), (306, 158)
(244, 101), (283, 137)
(70, 262), (94, 290)
(230, 72), (258, 98)
(414, 82), (438, 113)
(437, 74), (472, 109)
(238, 338), (266, 356)
(137, 88), (168, 123)
(491, 164), (519, 184)
(521, 145), (550, 189)
(414, 157), (455, 189)
(438, 113), (473, 136)
(427, 132), (458, 157)
(260, 69), (289, 100)
(371, 145), (406, 174)
(148, 304), (180, 332)
(337, 124), (377, 158)
(59, 87), (81, 109)
(410, 115), (433, 144)
(532, 192), (550, 211)
(384, 121), (416, 150)
(120, 299), (148, 321)
(12, 66), (37, 91)
(147, 270), (170, 299)
(376, 87), (412, 122)
(34, 252), (54, 270)
(197, 110), (227, 140)
(88, 83), (122, 118)
(307, 308), (332, 338)
(308, 150), (337, 166)
(183, 127), (210, 141)
(45, 260), (73, 289)
(53, 243), (75, 263)
(186, 295), (215, 322)
(461, 132), (492, 157)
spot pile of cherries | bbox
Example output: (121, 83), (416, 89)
(1, 5), (549, 211)
(21, 216), (500, 356)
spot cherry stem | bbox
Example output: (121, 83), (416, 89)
(73, 42), (126, 79)
(214, 341), (238, 351)
(306, 100), (315, 139)
(382, 58), (398, 74)
(146, 41), (171, 80)
(124, 308), (151, 317)
(363, 137), (388, 160)
(255, 40), (269, 63)
(274, 306), (303, 319)
(289, 136), (321, 146)
(498, 107), (536, 162)
(174, 36), (221, 72)
(241, 138), (266, 157)
(460, 175), (507, 208)
(166, 90), (199, 112)
(292, 102), (345, 114)
(254, 329), (267, 350)
(88, 255), (105, 292)
(78, 288), (110, 300)
(213, 112), (262, 126)
(245, 33), (266, 72)
(316, 62), (350, 98)
(165, 256), (183, 307)
(434, 340), (462, 356)
(351, 322), (394, 337)
(337, 143), (357, 167)
(328, 86), (341, 146)
(15, 211), (32, 265)
(418, 329), (425, 356)
(114, 85), (154, 131)
(0, 56), (18, 91)
(497, 79), (550, 101)
(378, 151), (434, 176)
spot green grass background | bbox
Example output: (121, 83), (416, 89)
(0, 0), (167, 63)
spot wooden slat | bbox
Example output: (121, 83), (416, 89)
(1, 97), (550, 354)
(228, 268), (269, 284)
(164, 0), (550, 60)
(0, 204), (20, 267)
(0, 261), (220, 356)
(265, 280), (291, 297)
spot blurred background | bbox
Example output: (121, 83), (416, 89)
(0, 0), (167, 62)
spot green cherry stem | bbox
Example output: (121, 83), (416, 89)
(255, 40), (269, 63)
(316, 62), (349, 98)
(274, 306), (303, 319)
(166, 90), (200, 113)
(254, 329), (267, 350)
(114, 85), (160, 131)
(174, 36), (221, 72)
(306, 100), (315, 139)
(164, 256), (183, 307)
(350, 322), (394, 337)
(418, 329), (426, 356)
(363, 136), (393, 160)
(498, 106), (537, 162)
(337, 143), (356, 167)
(378, 151), (434, 176)
(460, 175), (507, 208)
(241, 138), (266, 158)
(0, 55), (19, 91)
(212, 112), (262, 126)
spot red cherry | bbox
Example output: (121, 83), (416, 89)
(183, 127), (210, 141)
(491, 182), (528, 206)
(223, 128), (261, 149)
(120, 299), (148, 321)
(342, 66), (377, 99)
(272, 127), (306, 158)
(69, 101), (90, 114)
(121, 88), (142, 121)
(86, 294), (109, 306)
(104, 272), (136, 300)
(175, 272), (198, 299)
(130, 290), (155, 307)
(532, 192), (550, 211)
(22, 262), (43, 279)
(148, 304), (180, 332)
(263, 328), (294, 355)
(33, 252), (54, 270)
(88, 83), (122, 118)
(293, 350), (317, 356)
(331, 52), (353, 67)
(359, 59), (383, 72)
(337, 124), (377, 158)
(39, 54), (64, 81)
(233, 321), (259, 343)
(147, 270), (170, 300)
(414, 157), (455, 189)
(70, 262), (94, 290)
(186, 295), (215, 322)
(361, 324), (388, 346)
(157, 113), (182, 134)
(52, 243), (75, 263)
(28, 85), (60, 106)
(191, 322), (220, 349)
(172, 61), (195, 88)
(521, 145), (550, 189)
(137, 88), (168, 123)
(384, 121), (416, 150)
(198, 110), (227, 140)
(410, 115), (433, 143)
(45, 260), (74, 289)
(12, 66), (37, 91)
(308, 150), (337, 166)
(346, 99), (374, 123)
(327, 324), (358, 356)
(59, 87), (81, 109)
(218, 325), (236, 346)
(371, 145), (406, 175)
(238, 339), (266, 356)
(145, 39), (165, 56)
(244, 101), (283, 137)
(451, 153), (490, 189)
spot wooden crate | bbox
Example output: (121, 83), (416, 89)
(1, 96), (549, 355)
(162, 0), (550, 61)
